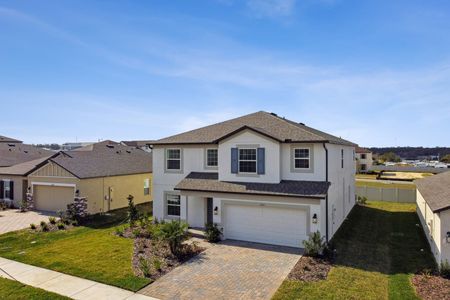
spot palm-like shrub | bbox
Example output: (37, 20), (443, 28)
(155, 220), (188, 255)
(204, 223), (222, 243)
(302, 231), (326, 257)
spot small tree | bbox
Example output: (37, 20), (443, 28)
(302, 231), (326, 257)
(155, 220), (188, 255)
(204, 223), (222, 243)
(127, 195), (139, 226)
(441, 154), (450, 163)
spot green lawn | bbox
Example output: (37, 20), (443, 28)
(0, 277), (70, 300)
(355, 180), (416, 190)
(0, 203), (152, 292)
(273, 201), (436, 300)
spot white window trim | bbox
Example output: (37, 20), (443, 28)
(293, 148), (311, 170)
(165, 192), (181, 218)
(165, 148), (183, 173)
(144, 178), (150, 195)
(238, 147), (258, 174)
(2, 179), (11, 200)
(205, 148), (218, 169)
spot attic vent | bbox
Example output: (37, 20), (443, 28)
(299, 122), (305, 126)
(7, 143), (15, 147)
(285, 139), (292, 142)
(270, 112), (278, 116)
(126, 150), (131, 154)
(116, 150), (122, 154)
(24, 150), (28, 153)
(106, 145), (115, 149)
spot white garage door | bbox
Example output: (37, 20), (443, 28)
(34, 185), (75, 212)
(223, 203), (308, 248)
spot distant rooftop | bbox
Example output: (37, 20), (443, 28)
(0, 135), (22, 143)
(0, 142), (54, 167)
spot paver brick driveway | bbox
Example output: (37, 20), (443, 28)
(0, 209), (55, 234)
(138, 240), (302, 300)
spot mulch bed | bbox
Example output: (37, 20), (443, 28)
(287, 256), (332, 282)
(412, 274), (450, 300)
(132, 237), (205, 281)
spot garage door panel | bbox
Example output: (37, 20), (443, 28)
(224, 203), (308, 248)
(34, 185), (74, 212)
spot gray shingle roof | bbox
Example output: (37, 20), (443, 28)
(153, 111), (356, 146)
(0, 156), (53, 176)
(175, 172), (329, 198)
(0, 135), (22, 143)
(49, 141), (152, 179)
(0, 143), (54, 167)
(415, 170), (450, 212)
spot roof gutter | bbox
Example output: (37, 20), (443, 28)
(323, 142), (329, 242)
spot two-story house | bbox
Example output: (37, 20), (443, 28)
(153, 111), (356, 248)
(355, 147), (373, 173)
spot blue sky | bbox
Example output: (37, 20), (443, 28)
(1, 0), (449, 146)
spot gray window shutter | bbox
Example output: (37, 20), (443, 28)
(231, 148), (238, 174)
(0, 181), (3, 199)
(10, 181), (14, 200)
(257, 148), (265, 174)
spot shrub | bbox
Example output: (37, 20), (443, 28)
(440, 260), (450, 279)
(204, 223), (222, 243)
(40, 221), (46, 227)
(133, 228), (141, 238)
(139, 257), (151, 277)
(127, 195), (139, 226)
(71, 220), (78, 227)
(302, 231), (326, 257)
(115, 227), (125, 237)
(40, 223), (49, 232)
(57, 223), (65, 230)
(357, 196), (367, 205)
(30, 223), (36, 230)
(155, 220), (189, 255)
(49, 217), (57, 224)
(152, 258), (163, 272)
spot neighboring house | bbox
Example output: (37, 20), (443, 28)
(0, 156), (53, 207)
(0, 136), (53, 167)
(61, 142), (94, 151)
(152, 111), (356, 248)
(415, 171), (450, 265)
(1, 140), (153, 213)
(121, 140), (154, 152)
(355, 147), (372, 173)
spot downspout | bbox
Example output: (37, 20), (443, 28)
(323, 143), (329, 242)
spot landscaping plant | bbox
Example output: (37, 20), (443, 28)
(127, 195), (139, 226)
(440, 260), (450, 279)
(138, 256), (151, 277)
(29, 223), (36, 230)
(155, 220), (188, 255)
(302, 231), (326, 257)
(357, 196), (367, 205)
(49, 217), (57, 224)
(204, 222), (222, 243)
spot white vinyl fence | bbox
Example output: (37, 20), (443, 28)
(356, 185), (416, 203)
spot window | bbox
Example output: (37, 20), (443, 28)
(238, 148), (257, 173)
(166, 149), (181, 171)
(2, 180), (11, 199)
(144, 179), (150, 195)
(166, 193), (180, 217)
(360, 164), (367, 171)
(294, 148), (310, 169)
(361, 153), (366, 159)
(206, 149), (218, 167)
(341, 149), (344, 168)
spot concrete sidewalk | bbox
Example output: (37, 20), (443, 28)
(0, 257), (158, 300)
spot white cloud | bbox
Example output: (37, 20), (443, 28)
(246, 0), (297, 18)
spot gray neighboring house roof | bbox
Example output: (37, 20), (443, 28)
(121, 140), (155, 147)
(0, 143), (54, 167)
(175, 172), (330, 198)
(0, 135), (22, 143)
(153, 111), (356, 147)
(415, 171), (450, 212)
(0, 156), (53, 176)
(48, 140), (152, 179)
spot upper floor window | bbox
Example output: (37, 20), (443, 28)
(166, 149), (181, 171)
(294, 148), (310, 169)
(361, 153), (366, 159)
(206, 149), (218, 167)
(341, 149), (344, 168)
(239, 148), (257, 173)
(144, 178), (150, 195)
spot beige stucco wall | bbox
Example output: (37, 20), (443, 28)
(28, 162), (152, 214)
(0, 174), (27, 207)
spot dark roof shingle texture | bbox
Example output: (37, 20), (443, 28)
(0, 143), (53, 167)
(416, 171), (450, 212)
(50, 141), (152, 179)
(0, 135), (22, 143)
(0, 156), (52, 176)
(153, 111), (355, 146)
(175, 172), (329, 198)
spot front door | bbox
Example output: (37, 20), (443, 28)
(206, 198), (213, 224)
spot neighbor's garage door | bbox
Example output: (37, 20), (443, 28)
(34, 185), (75, 212)
(223, 203), (308, 248)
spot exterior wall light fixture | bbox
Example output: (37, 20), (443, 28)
(312, 213), (318, 224)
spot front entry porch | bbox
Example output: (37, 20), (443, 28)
(186, 196), (213, 228)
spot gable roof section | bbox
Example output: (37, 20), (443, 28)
(0, 135), (22, 143)
(175, 172), (329, 198)
(0, 143), (54, 167)
(415, 171), (450, 212)
(153, 111), (355, 146)
(0, 156), (53, 176)
(48, 141), (152, 179)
